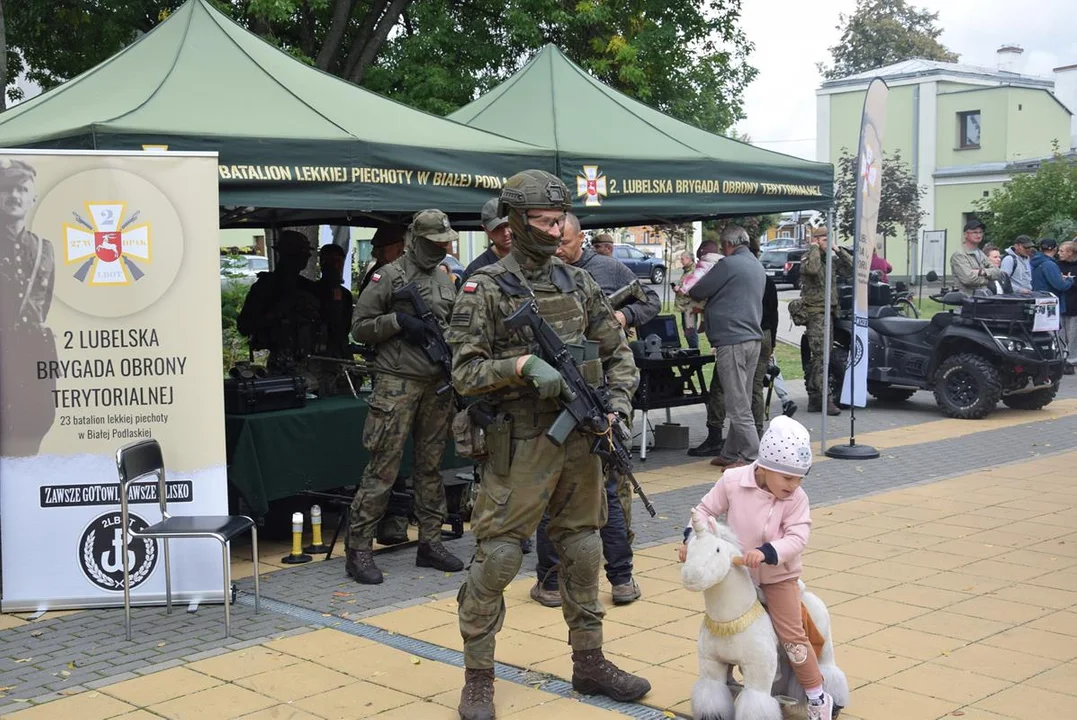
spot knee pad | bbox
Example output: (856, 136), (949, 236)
(474, 536), (524, 593)
(557, 530), (601, 579)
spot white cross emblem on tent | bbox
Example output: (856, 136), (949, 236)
(576, 165), (608, 207)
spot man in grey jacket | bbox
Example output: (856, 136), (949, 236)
(555, 213), (661, 329)
(1000, 235), (1034, 293)
(689, 224), (765, 468)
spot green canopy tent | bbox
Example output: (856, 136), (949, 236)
(450, 45), (834, 226)
(0, 0), (554, 227)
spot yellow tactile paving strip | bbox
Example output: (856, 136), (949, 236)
(7, 449), (1076, 719)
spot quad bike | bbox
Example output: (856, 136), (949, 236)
(828, 278), (1065, 419)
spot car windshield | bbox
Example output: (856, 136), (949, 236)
(761, 251), (787, 263)
(249, 257), (268, 271)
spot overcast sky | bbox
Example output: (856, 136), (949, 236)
(736, 0), (1077, 161)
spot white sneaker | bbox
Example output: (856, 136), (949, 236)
(807, 692), (834, 720)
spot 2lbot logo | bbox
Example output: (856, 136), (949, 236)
(78, 512), (158, 591)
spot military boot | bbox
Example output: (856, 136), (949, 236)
(687, 428), (723, 457)
(345, 548), (383, 585)
(571, 649), (651, 702)
(807, 396), (822, 413)
(826, 396), (842, 416)
(458, 667), (495, 720)
(416, 541), (464, 572)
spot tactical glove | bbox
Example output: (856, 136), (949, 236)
(520, 355), (565, 400)
(395, 313), (428, 345)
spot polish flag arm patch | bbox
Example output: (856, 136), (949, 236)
(463, 280), (479, 293)
(371, 273), (381, 283)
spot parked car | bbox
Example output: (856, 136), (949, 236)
(220, 254), (268, 288)
(762, 237), (806, 251)
(760, 248), (806, 289)
(611, 244), (666, 284)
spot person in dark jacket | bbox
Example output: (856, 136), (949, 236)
(1030, 238), (1073, 313)
(461, 197), (512, 281)
(1057, 240), (1077, 374)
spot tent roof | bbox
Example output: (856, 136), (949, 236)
(0, 0), (552, 225)
(450, 45), (834, 223)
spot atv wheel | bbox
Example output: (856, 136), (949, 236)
(933, 353), (1002, 419)
(828, 346), (849, 407)
(1001, 381), (1059, 411)
(868, 383), (917, 402)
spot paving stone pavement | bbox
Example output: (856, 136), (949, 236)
(2, 379), (1075, 712)
(0, 604), (309, 711)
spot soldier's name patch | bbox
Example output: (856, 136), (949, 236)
(371, 273), (382, 283)
(462, 281), (478, 293)
(451, 311), (472, 327)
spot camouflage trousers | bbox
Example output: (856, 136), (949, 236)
(804, 312), (829, 403)
(458, 422), (607, 669)
(705, 333), (773, 438)
(348, 374), (451, 547)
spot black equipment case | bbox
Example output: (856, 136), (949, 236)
(224, 375), (306, 415)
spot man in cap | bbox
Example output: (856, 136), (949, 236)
(1000, 235), (1035, 293)
(0, 159), (58, 456)
(346, 209), (465, 584)
(526, 211), (660, 607)
(237, 230), (323, 377)
(799, 226), (853, 415)
(358, 224), (407, 297)
(448, 170), (650, 719)
(461, 197), (512, 281)
(591, 233), (615, 256)
(950, 218), (1003, 296)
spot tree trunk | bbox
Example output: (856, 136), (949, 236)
(315, 0), (359, 71)
(0, 0), (7, 112)
(348, 0), (410, 85)
(342, 0), (388, 81)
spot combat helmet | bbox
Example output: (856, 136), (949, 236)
(498, 169), (571, 218)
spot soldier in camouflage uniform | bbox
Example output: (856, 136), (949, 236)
(800, 228), (853, 415)
(0, 160), (57, 457)
(448, 170), (650, 720)
(237, 231), (323, 380)
(345, 210), (465, 584)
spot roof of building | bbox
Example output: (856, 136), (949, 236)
(820, 58), (1055, 91)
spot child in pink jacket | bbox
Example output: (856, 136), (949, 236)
(679, 416), (833, 720)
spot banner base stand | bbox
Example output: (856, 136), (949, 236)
(825, 442), (880, 460)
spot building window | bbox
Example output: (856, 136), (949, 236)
(958, 111), (981, 149)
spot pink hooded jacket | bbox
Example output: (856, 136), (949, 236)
(692, 463), (812, 585)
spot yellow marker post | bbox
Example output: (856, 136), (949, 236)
(303, 504), (330, 555)
(281, 511), (312, 564)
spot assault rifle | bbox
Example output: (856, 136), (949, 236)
(607, 279), (650, 311)
(308, 355), (383, 399)
(392, 282), (455, 398)
(504, 300), (657, 517)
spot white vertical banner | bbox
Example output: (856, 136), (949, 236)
(0, 150), (227, 611)
(842, 79), (889, 407)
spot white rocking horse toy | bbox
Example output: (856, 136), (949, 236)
(681, 510), (849, 720)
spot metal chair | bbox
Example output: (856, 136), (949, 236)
(116, 439), (260, 640)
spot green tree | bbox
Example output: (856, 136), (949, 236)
(975, 151), (1077, 246)
(5, 0), (756, 134)
(833, 147), (926, 246)
(819, 0), (958, 80)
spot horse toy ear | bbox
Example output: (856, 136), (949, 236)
(690, 509), (708, 536)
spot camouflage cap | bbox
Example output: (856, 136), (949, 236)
(411, 209), (458, 244)
(0, 159), (36, 189)
(275, 230), (312, 256)
(480, 197), (508, 232)
(371, 224), (407, 248)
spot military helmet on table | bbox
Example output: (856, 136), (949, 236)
(498, 169), (572, 217)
